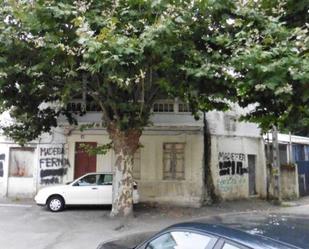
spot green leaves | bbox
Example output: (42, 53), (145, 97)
(0, 0), (308, 144)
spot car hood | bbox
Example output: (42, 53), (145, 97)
(37, 184), (69, 194)
(97, 231), (157, 249)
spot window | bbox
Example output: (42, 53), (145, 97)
(76, 174), (113, 186)
(77, 174), (97, 186)
(163, 143), (185, 180)
(67, 99), (100, 113)
(222, 243), (242, 249)
(224, 114), (236, 132)
(293, 144), (306, 162)
(279, 144), (288, 165)
(178, 103), (191, 113)
(9, 148), (35, 177)
(98, 174), (113, 185)
(146, 231), (212, 249)
(133, 149), (141, 180)
(153, 102), (174, 112)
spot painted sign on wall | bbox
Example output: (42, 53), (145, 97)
(218, 152), (248, 193)
(218, 152), (247, 176)
(0, 153), (5, 177)
(39, 146), (70, 185)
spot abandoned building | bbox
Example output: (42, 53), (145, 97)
(0, 100), (270, 206)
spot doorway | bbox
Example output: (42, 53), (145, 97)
(74, 142), (97, 179)
(248, 154), (257, 195)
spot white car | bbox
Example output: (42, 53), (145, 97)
(34, 172), (139, 212)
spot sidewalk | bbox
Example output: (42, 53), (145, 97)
(0, 196), (308, 249)
(1, 195), (308, 220)
(0, 196), (34, 206)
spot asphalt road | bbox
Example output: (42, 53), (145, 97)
(0, 199), (308, 249)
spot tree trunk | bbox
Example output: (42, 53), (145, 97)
(107, 123), (142, 217)
(203, 112), (218, 204)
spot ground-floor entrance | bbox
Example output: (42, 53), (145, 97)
(74, 142), (97, 179)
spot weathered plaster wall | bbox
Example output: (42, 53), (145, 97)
(0, 127), (67, 197)
(0, 144), (9, 196)
(206, 110), (261, 138)
(281, 166), (299, 200)
(137, 130), (204, 207)
(66, 128), (204, 207)
(210, 136), (267, 200)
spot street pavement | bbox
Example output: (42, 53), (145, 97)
(0, 197), (309, 249)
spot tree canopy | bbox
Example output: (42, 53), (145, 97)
(0, 0), (308, 216)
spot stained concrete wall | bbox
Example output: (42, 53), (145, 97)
(0, 127), (67, 197)
(66, 128), (205, 207)
(0, 106), (268, 205)
(210, 136), (267, 200)
(280, 166), (299, 200)
(206, 109), (267, 200)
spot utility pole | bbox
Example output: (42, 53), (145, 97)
(266, 132), (271, 199)
(272, 126), (281, 202)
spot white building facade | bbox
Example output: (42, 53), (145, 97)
(0, 101), (267, 206)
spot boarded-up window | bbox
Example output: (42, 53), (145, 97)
(133, 149), (141, 180)
(163, 143), (185, 180)
(9, 148), (35, 177)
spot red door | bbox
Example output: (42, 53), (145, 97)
(74, 142), (97, 179)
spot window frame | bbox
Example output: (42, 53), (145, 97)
(163, 143), (186, 181)
(153, 101), (175, 113)
(72, 173), (113, 187)
(73, 174), (98, 186)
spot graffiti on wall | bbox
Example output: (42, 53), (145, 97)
(218, 176), (246, 192)
(39, 146), (70, 185)
(218, 152), (248, 193)
(0, 153), (5, 177)
(218, 152), (247, 176)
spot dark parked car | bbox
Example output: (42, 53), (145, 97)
(97, 217), (307, 249)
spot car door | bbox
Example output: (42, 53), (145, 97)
(65, 174), (100, 205)
(96, 174), (113, 204)
(137, 229), (218, 249)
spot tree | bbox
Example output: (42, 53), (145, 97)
(229, 0), (308, 132)
(0, 0), (234, 217)
(0, 0), (307, 216)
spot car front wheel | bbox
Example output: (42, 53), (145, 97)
(47, 195), (65, 212)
